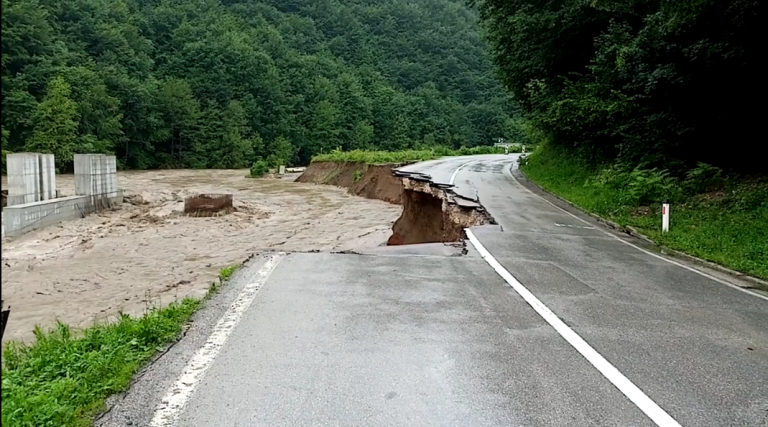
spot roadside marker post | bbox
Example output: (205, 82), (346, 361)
(662, 201), (670, 233)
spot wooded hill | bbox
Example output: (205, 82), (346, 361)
(2, 0), (517, 171)
(475, 0), (760, 174)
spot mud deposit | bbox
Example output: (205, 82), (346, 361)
(299, 162), (492, 246)
(1, 170), (401, 343)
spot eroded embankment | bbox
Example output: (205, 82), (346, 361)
(298, 162), (493, 245)
(296, 162), (402, 204)
(387, 178), (493, 245)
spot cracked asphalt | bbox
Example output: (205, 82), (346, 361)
(98, 155), (768, 427)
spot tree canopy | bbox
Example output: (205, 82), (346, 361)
(475, 0), (760, 173)
(1, 0), (518, 171)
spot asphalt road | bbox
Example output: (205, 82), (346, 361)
(100, 155), (768, 427)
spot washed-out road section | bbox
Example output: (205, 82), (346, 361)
(99, 155), (768, 427)
(1, 170), (400, 344)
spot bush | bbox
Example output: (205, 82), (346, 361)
(683, 162), (723, 194)
(310, 146), (510, 164)
(249, 160), (269, 178)
(589, 163), (682, 205)
(589, 164), (631, 190)
(624, 167), (681, 205)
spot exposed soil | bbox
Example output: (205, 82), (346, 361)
(388, 178), (492, 245)
(1, 170), (401, 344)
(298, 162), (493, 246)
(297, 162), (403, 204)
(387, 189), (444, 244)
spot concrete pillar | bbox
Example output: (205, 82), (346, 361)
(39, 153), (56, 200)
(6, 153), (41, 205)
(74, 154), (88, 195)
(75, 154), (103, 196)
(104, 155), (118, 197)
(74, 154), (120, 212)
(93, 154), (106, 196)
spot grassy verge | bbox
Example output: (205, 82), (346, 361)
(521, 145), (768, 281)
(1, 264), (241, 427)
(311, 145), (518, 164)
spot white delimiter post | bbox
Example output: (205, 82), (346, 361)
(662, 202), (670, 233)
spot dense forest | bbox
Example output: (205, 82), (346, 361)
(1, 0), (518, 171)
(475, 0), (760, 174)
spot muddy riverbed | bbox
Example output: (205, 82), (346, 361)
(1, 170), (401, 343)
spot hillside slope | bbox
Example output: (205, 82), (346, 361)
(1, 0), (516, 171)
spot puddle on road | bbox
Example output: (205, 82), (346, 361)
(1, 169), (401, 343)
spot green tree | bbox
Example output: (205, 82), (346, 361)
(2, 0), (521, 170)
(154, 78), (201, 167)
(310, 100), (342, 154)
(1, 127), (10, 174)
(25, 77), (79, 170)
(267, 136), (295, 167)
(475, 0), (761, 172)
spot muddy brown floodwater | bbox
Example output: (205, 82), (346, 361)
(1, 169), (402, 344)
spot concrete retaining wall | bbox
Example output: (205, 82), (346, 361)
(3, 191), (123, 238)
(3, 153), (123, 238)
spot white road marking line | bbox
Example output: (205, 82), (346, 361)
(149, 253), (285, 427)
(554, 222), (595, 230)
(449, 160), (478, 185)
(503, 164), (768, 302)
(465, 229), (682, 427)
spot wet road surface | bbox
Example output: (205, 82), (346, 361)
(100, 155), (768, 427)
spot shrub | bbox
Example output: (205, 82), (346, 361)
(625, 167), (681, 205)
(683, 162), (723, 194)
(249, 160), (269, 178)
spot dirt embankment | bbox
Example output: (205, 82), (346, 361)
(298, 162), (492, 245)
(387, 178), (492, 245)
(296, 162), (403, 204)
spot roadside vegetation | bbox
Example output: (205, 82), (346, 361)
(311, 145), (517, 164)
(476, 0), (764, 280)
(522, 145), (768, 281)
(1, 265), (240, 427)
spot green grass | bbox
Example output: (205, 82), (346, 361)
(1, 265), (241, 427)
(218, 265), (239, 282)
(310, 145), (517, 164)
(521, 145), (768, 281)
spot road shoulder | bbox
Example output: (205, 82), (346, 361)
(94, 253), (279, 427)
(511, 166), (768, 298)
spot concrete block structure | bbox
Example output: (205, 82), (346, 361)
(3, 153), (122, 238)
(74, 154), (120, 214)
(6, 153), (42, 206)
(39, 153), (56, 200)
(74, 154), (119, 198)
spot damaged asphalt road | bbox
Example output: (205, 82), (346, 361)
(98, 155), (768, 427)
